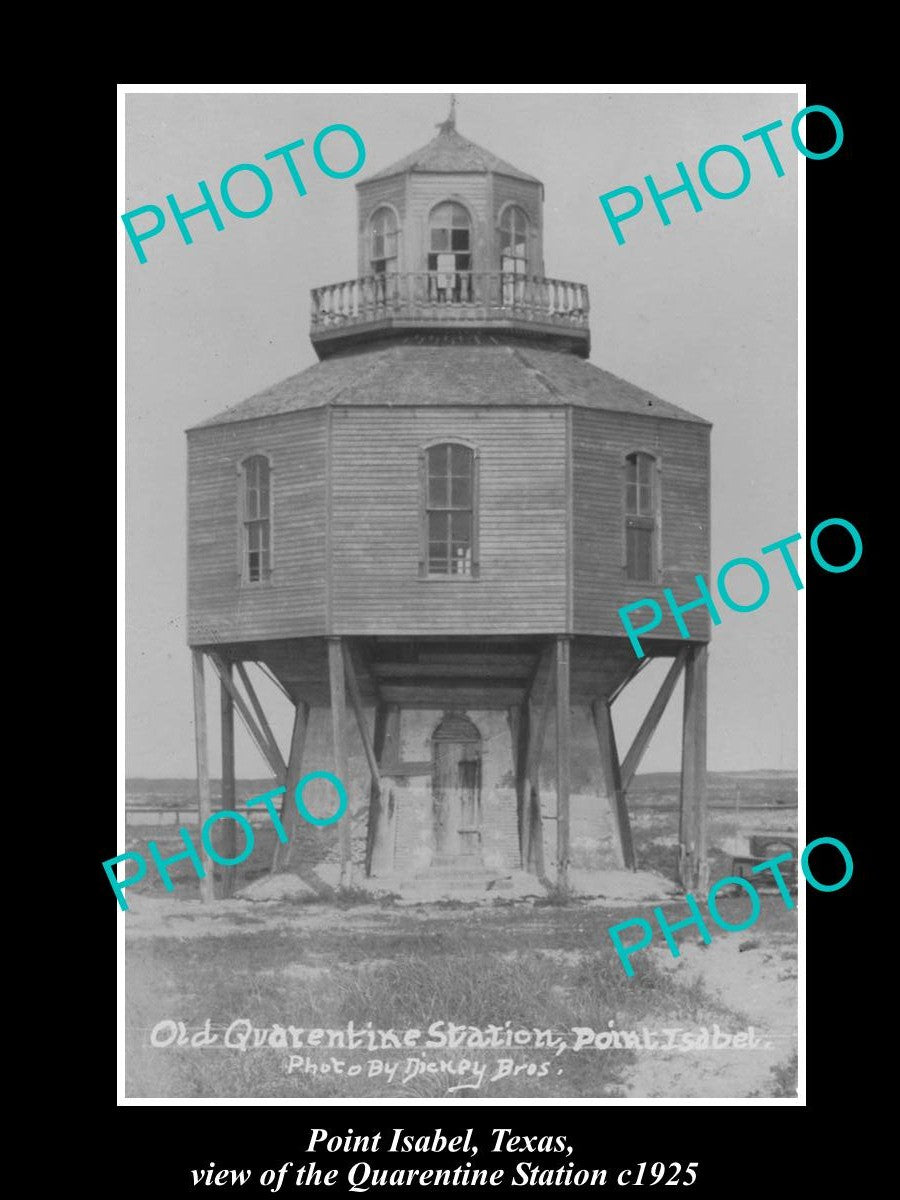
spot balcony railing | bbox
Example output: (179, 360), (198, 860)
(310, 272), (590, 334)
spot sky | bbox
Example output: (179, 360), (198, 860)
(123, 88), (800, 779)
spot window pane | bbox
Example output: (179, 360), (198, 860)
(450, 444), (472, 475)
(450, 475), (471, 507)
(429, 545), (448, 572)
(431, 228), (449, 251)
(638, 455), (652, 485)
(259, 488), (269, 516)
(625, 482), (637, 513)
(246, 490), (258, 519)
(451, 228), (469, 251)
(429, 511), (449, 540)
(428, 444), (449, 472)
(639, 484), (652, 515)
(625, 456), (637, 484)
(627, 527), (652, 581)
(428, 474), (449, 506)
(260, 521), (270, 550)
(248, 551), (259, 581)
(451, 207), (469, 228)
(451, 547), (471, 574)
(450, 511), (471, 542)
(260, 549), (271, 575)
(248, 523), (260, 550)
(635, 528), (652, 579)
(373, 233), (384, 258)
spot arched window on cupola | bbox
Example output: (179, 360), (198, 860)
(370, 207), (399, 306)
(428, 202), (472, 303)
(370, 207), (398, 275)
(499, 204), (529, 305)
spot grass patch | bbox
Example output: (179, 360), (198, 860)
(126, 902), (751, 1099)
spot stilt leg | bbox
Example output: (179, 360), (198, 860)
(592, 698), (636, 871)
(679, 643), (709, 892)
(272, 701), (309, 872)
(191, 649), (215, 903)
(328, 637), (353, 889)
(219, 661), (236, 897)
(556, 636), (572, 895)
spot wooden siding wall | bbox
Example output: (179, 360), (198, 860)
(571, 408), (711, 640)
(492, 175), (544, 276)
(356, 176), (407, 275)
(330, 407), (568, 634)
(187, 409), (328, 645)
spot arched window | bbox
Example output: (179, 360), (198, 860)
(500, 205), (529, 273)
(428, 202), (472, 302)
(241, 455), (271, 583)
(500, 206), (529, 305)
(422, 442), (477, 577)
(370, 207), (398, 275)
(625, 452), (656, 581)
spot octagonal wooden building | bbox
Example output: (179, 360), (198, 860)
(186, 107), (712, 900)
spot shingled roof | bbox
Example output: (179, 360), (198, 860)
(191, 345), (709, 429)
(362, 125), (541, 185)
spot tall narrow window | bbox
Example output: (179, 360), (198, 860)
(242, 455), (271, 583)
(370, 207), (398, 276)
(499, 205), (528, 305)
(625, 452), (656, 581)
(426, 443), (475, 576)
(428, 202), (472, 302)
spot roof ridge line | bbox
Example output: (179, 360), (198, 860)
(510, 346), (562, 399)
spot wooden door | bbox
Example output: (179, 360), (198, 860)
(433, 740), (460, 857)
(432, 740), (482, 859)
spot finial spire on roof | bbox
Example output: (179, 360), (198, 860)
(436, 94), (457, 135)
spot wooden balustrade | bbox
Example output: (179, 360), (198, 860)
(309, 272), (590, 332)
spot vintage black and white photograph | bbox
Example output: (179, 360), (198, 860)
(121, 87), (800, 1101)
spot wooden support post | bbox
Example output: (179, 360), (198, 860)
(555, 636), (572, 895)
(209, 653), (286, 780)
(271, 701), (309, 873)
(679, 643), (709, 893)
(524, 646), (554, 877)
(592, 698), (636, 871)
(508, 704), (529, 868)
(191, 650), (215, 903)
(219, 661), (237, 897)
(365, 704), (388, 876)
(328, 638), (353, 890)
(620, 649), (688, 792)
(370, 705), (400, 876)
(236, 662), (283, 776)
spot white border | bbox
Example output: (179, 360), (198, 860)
(117, 81), (805, 1108)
